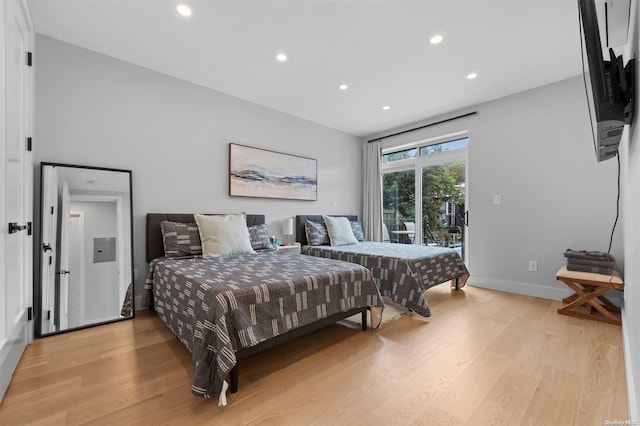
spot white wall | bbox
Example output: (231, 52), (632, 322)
(367, 76), (623, 302)
(34, 35), (363, 307)
(622, 0), (639, 418)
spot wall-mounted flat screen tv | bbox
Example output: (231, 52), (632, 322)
(578, 0), (633, 162)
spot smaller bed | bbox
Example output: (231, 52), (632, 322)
(296, 215), (470, 317)
(144, 213), (384, 404)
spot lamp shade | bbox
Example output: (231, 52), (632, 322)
(284, 217), (294, 235)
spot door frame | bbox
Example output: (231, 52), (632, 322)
(39, 164), (57, 334)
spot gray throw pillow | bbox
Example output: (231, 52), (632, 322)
(249, 224), (273, 250)
(350, 221), (365, 242)
(305, 220), (330, 245)
(160, 221), (202, 258)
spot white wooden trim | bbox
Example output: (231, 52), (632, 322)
(467, 276), (573, 301)
(622, 307), (638, 422)
(0, 310), (28, 402)
(0, 0), (7, 363)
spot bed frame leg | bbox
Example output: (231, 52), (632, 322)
(454, 277), (460, 290)
(361, 310), (367, 331)
(230, 364), (239, 393)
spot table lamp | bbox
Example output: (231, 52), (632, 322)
(283, 217), (294, 245)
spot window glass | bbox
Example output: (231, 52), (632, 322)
(419, 137), (468, 156)
(382, 169), (415, 244)
(382, 147), (417, 163)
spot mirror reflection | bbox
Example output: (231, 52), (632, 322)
(38, 163), (134, 336)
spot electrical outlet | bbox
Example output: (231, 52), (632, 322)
(493, 194), (502, 205)
(528, 261), (538, 272)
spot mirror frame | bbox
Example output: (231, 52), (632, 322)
(35, 162), (135, 337)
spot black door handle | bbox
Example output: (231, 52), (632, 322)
(43, 243), (52, 252)
(8, 222), (27, 234)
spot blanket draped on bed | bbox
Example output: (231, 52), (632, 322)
(144, 252), (384, 399)
(302, 242), (469, 317)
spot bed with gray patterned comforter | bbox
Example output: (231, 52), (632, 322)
(301, 242), (469, 317)
(144, 251), (384, 400)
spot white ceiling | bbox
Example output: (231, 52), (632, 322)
(27, 0), (584, 137)
(55, 166), (130, 193)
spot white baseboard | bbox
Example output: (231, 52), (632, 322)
(468, 275), (624, 305)
(0, 311), (29, 402)
(622, 305), (638, 422)
(467, 276), (572, 301)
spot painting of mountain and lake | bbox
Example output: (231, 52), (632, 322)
(229, 143), (317, 201)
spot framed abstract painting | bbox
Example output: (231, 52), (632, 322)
(229, 143), (317, 201)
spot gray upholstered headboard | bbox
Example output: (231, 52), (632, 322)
(146, 213), (266, 263)
(295, 215), (358, 245)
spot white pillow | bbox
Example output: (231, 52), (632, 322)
(323, 215), (359, 246)
(194, 213), (255, 258)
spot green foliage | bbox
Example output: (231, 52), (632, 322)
(383, 162), (464, 234)
(383, 170), (415, 219)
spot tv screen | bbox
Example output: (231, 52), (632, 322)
(578, 0), (632, 162)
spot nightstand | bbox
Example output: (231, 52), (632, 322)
(275, 242), (301, 254)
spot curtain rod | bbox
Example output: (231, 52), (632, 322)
(367, 111), (477, 143)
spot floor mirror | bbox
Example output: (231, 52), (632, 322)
(35, 162), (134, 337)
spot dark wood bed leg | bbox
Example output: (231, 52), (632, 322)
(361, 310), (367, 331)
(454, 277), (460, 290)
(230, 364), (239, 393)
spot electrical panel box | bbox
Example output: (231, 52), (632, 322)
(93, 237), (116, 263)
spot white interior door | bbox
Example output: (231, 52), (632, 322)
(40, 165), (57, 333)
(58, 182), (71, 329)
(68, 212), (84, 328)
(0, 0), (34, 401)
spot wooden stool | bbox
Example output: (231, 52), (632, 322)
(556, 266), (623, 325)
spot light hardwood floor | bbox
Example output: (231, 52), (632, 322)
(0, 285), (628, 425)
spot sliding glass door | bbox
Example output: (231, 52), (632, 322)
(382, 169), (415, 243)
(421, 161), (466, 258)
(381, 136), (468, 260)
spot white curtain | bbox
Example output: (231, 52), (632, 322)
(362, 140), (383, 241)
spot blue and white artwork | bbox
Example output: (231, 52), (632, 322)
(229, 143), (317, 201)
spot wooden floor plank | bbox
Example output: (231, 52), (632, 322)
(467, 368), (541, 426)
(0, 285), (628, 425)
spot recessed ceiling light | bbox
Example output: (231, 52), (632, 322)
(467, 72), (478, 80)
(430, 35), (443, 45)
(382, 105), (391, 111)
(176, 4), (192, 17)
(339, 84), (348, 90)
(276, 53), (288, 62)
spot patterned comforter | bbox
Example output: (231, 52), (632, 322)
(143, 251), (384, 400)
(302, 242), (469, 317)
